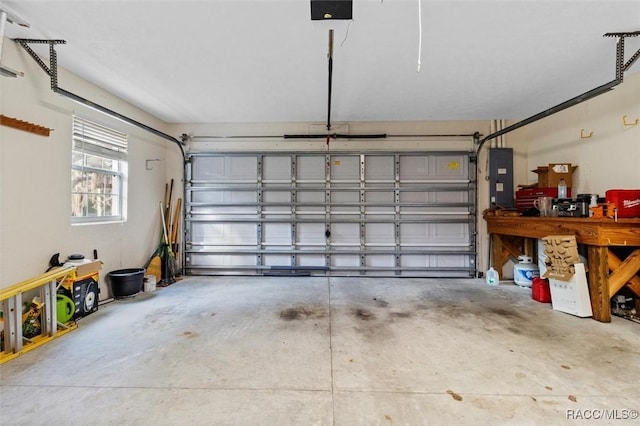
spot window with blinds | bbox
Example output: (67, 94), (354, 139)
(71, 116), (128, 223)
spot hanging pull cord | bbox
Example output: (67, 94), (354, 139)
(417, 0), (422, 72)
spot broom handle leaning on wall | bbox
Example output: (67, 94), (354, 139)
(170, 198), (182, 246)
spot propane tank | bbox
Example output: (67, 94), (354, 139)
(513, 255), (540, 288)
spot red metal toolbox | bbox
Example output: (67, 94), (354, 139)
(606, 189), (640, 218)
(515, 187), (571, 212)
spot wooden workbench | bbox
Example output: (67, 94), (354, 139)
(484, 215), (640, 322)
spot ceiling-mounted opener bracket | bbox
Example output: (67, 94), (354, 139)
(13, 39), (66, 89)
(603, 31), (640, 80)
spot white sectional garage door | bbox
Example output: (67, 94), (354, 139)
(185, 151), (477, 277)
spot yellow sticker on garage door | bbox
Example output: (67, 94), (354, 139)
(448, 161), (459, 170)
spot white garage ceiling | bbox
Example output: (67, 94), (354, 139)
(2, 0), (639, 124)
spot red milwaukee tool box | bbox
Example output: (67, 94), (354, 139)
(515, 188), (571, 212)
(605, 189), (640, 218)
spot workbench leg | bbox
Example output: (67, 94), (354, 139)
(588, 246), (611, 323)
(491, 234), (504, 278)
(523, 237), (534, 258)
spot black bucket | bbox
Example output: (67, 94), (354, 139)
(108, 268), (144, 299)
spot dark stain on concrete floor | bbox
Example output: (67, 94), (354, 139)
(278, 305), (328, 321)
(353, 308), (376, 321)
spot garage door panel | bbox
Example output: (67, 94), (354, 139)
(365, 223), (394, 245)
(365, 190), (395, 219)
(186, 151), (476, 276)
(366, 255), (395, 268)
(331, 223), (359, 245)
(263, 156), (291, 180)
(365, 155), (394, 180)
(192, 156), (257, 181)
(399, 191), (432, 203)
(399, 154), (469, 181)
(431, 223), (469, 243)
(433, 191), (468, 203)
(229, 157), (258, 180)
(263, 190), (291, 204)
(190, 253), (256, 267)
(263, 223), (291, 245)
(191, 190), (224, 204)
(401, 255), (427, 268)
(297, 191), (324, 202)
(433, 156), (468, 178)
(297, 156), (325, 181)
(432, 255), (469, 267)
(332, 255), (360, 268)
(365, 190), (394, 203)
(262, 254), (292, 266)
(195, 207), (258, 216)
(192, 189), (257, 204)
(297, 223), (326, 245)
(297, 190), (325, 216)
(332, 190), (360, 213)
(191, 223), (257, 245)
(399, 156), (429, 180)
(401, 255), (468, 268)
(191, 156), (225, 180)
(332, 190), (359, 202)
(331, 155), (359, 180)
(296, 254), (326, 267)
(399, 224), (429, 244)
(191, 191), (257, 216)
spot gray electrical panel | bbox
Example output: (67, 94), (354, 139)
(489, 148), (514, 208)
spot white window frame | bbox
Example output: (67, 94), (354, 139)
(71, 116), (128, 224)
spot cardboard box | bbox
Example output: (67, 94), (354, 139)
(532, 163), (577, 189)
(75, 260), (102, 277)
(542, 235), (580, 282)
(549, 263), (592, 317)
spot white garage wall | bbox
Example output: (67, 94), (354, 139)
(0, 39), (182, 295)
(508, 72), (640, 194)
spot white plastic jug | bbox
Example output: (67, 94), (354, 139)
(486, 267), (499, 286)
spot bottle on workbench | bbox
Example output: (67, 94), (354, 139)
(557, 178), (567, 199)
(485, 267), (499, 286)
(589, 194), (598, 217)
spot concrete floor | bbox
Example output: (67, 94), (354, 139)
(1, 276), (639, 425)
